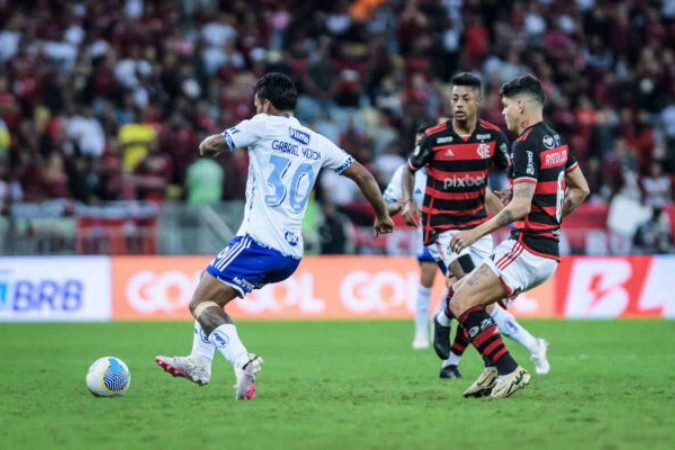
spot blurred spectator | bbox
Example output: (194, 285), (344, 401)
(298, 38), (338, 121)
(660, 98), (675, 165)
(132, 139), (172, 202)
(600, 137), (639, 200)
(0, 118), (9, 160)
(97, 137), (125, 201)
(185, 156), (224, 204)
(118, 109), (157, 173)
(641, 161), (672, 209)
(370, 109), (400, 157)
(319, 168), (360, 208)
(43, 152), (69, 199)
(372, 143), (405, 188)
(0, 0), (671, 257)
(67, 154), (99, 204)
(633, 207), (673, 254)
(65, 105), (106, 157)
(0, 158), (22, 213)
(318, 201), (352, 254)
(0, 13), (22, 63)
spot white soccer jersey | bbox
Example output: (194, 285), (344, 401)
(383, 165), (427, 210)
(223, 113), (353, 258)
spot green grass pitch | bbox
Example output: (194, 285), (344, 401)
(1, 320), (674, 450)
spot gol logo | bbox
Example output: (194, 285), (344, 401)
(126, 270), (200, 313)
(339, 271), (418, 313)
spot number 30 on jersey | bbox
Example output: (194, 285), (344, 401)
(264, 154), (316, 213)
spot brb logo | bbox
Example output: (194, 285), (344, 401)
(0, 277), (83, 312)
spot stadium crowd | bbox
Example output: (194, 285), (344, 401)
(0, 0), (673, 253)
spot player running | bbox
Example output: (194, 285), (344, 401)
(448, 74), (590, 398)
(383, 138), (442, 350)
(155, 73), (394, 400)
(402, 73), (549, 379)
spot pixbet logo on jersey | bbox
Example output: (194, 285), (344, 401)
(443, 174), (486, 188)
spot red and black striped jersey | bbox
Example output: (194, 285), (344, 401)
(408, 119), (511, 245)
(509, 121), (579, 260)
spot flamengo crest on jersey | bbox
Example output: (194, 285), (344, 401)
(407, 119), (511, 245)
(222, 114), (353, 258)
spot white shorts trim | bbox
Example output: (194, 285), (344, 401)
(484, 239), (557, 302)
(426, 230), (493, 275)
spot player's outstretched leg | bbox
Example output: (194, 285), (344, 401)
(450, 265), (530, 399)
(456, 305), (530, 398)
(155, 355), (212, 386)
(155, 321), (214, 385)
(188, 273), (265, 400)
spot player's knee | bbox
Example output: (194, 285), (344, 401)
(449, 291), (480, 318)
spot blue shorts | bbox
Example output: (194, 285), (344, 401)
(416, 245), (435, 263)
(206, 235), (301, 297)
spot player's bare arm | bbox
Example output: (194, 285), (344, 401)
(450, 182), (535, 253)
(199, 134), (229, 157)
(485, 189), (505, 215)
(401, 167), (419, 226)
(386, 198), (404, 216)
(493, 188), (512, 207)
(561, 166), (590, 219)
(342, 161), (395, 236)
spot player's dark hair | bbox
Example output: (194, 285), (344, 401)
(500, 74), (546, 106)
(255, 72), (298, 111)
(450, 72), (482, 95)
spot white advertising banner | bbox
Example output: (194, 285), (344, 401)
(0, 256), (111, 321)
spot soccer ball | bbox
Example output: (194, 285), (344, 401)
(86, 357), (131, 397)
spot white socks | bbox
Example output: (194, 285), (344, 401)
(443, 352), (461, 368)
(190, 321), (215, 363)
(415, 286), (431, 337)
(436, 310), (452, 327)
(208, 323), (248, 367)
(490, 305), (539, 354)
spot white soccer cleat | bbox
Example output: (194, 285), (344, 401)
(530, 338), (550, 375)
(412, 334), (430, 350)
(234, 353), (263, 400)
(155, 355), (211, 386)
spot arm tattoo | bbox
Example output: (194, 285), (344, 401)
(496, 209), (514, 227)
(514, 183), (536, 198)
